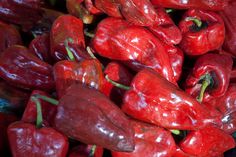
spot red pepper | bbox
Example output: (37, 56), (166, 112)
(122, 69), (213, 130)
(51, 83), (134, 152)
(0, 45), (55, 91)
(53, 59), (103, 98)
(0, 0), (42, 30)
(230, 67), (236, 83)
(95, 0), (122, 18)
(0, 21), (22, 53)
(151, 0), (228, 11)
(220, 0), (236, 57)
(7, 121), (69, 157)
(185, 53), (233, 103)
(68, 145), (103, 157)
(50, 15), (88, 61)
(85, 0), (103, 15)
(179, 9), (225, 56)
(179, 125), (235, 157)
(148, 7), (182, 45)
(111, 119), (176, 157)
(29, 33), (53, 64)
(172, 147), (191, 157)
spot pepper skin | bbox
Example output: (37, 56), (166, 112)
(0, 45), (55, 91)
(0, 0), (43, 31)
(53, 59), (103, 98)
(95, 0), (122, 18)
(151, 0), (228, 11)
(0, 21), (22, 53)
(148, 7), (182, 45)
(68, 145), (103, 157)
(122, 69), (212, 130)
(179, 125), (235, 157)
(112, 119), (176, 157)
(179, 9), (225, 56)
(8, 121), (69, 157)
(50, 15), (87, 61)
(54, 83), (135, 152)
(185, 53), (233, 103)
(85, 0), (103, 15)
(22, 90), (57, 126)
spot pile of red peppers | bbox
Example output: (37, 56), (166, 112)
(0, 0), (236, 157)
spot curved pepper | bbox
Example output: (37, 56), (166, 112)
(50, 15), (87, 61)
(112, 119), (176, 157)
(0, 21), (22, 53)
(122, 69), (213, 130)
(95, 0), (122, 18)
(53, 59), (103, 98)
(54, 83), (135, 152)
(151, 0), (228, 11)
(179, 125), (235, 157)
(179, 9), (225, 56)
(185, 53), (233, 103)
(0, 45), (55, 91)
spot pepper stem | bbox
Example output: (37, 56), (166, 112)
(166, 9), (173, 13)
(89, 145), (96, 157)
(186, 17), (202, 27)
(170, 129), (180, 135)
(105, 75), (130, 90)
(64, 38), (75, 61)
(84, 29), (95, 38)
(31, 96), (43, 128)
(197, 74), (212, 103)
(33, 94), (59, 106)
(86, 47), (97, 59)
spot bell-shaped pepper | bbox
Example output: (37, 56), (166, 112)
(0, 45), (55, 91)
(68, 145), (103, 157)
(95, 0), (122, 18)
(122, 69), (213, 130)
(53, 59), (103, 98)
(50, 15), (87, 61)
(151, 0), (228, 11)
(179, 9), (225, 56)
(0, 21), (22, 53)
(185, 53), (233, 103)
(179, 125), (235, 157)
(53, 83), (134, 152)
(112, 119), (176, 157)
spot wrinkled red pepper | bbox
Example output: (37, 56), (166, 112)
(179, 125), (235, 157)
(53, 59), (103, 98)
(185, 53), (233, 103)
(68, 145), (103, 157)
(0, 21), (22, 53)
(112, 119), (176, 157)
(53, 83), (134, 152)
(151, 0), (228, 11)
(122, 69), (214, 130)
(179, 9), (225, 56)
(0, 45), (55, 91)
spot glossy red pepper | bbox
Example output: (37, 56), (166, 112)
(0, 21), (22, 53)
(0, 45), (55, 91)
(7, 121), (69, 157)
(148, 7), (182, 45)
(151, 0), (228, 11)
(85, 0), (103, 15)
(179, 125), (235, 157)
(68, 145), (103, 157)
(185, 53), (233, 103)
(29, 34), (53, 64)
(179, 9), (225, 56)
(53, 83), (135, 152)
(112, 119), (176, 157)
(172, 147), (191, 157)
(95, 0), (122, 18)
(0, 0), (42, 30)
(53, 59), (103, 98)
(50, 15), (87, 61)
(122, 69), (213, 130)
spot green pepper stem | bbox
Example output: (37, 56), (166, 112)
(170, 129), (180, 135)
(33, 94), (59, 106)
(86, 47), (97, 59)
(166, 9), (173, 13)
(84, 29), (95, 38)
(31, 97), (43, 128)
(64, 38), (75, 61)
(186, 17), (202, 27)
(197, 74), (212, 103)
(105, 75), (130, 90)
(89, 145), (96, 157)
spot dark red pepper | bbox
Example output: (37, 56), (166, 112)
(179, 9), (225, 56)
(185, 53), (233, 103)
(0, 45), (55, 91)
(151, 0), (228, 11)
(112, 119), (176, 157)
(179, 125), (235, 157)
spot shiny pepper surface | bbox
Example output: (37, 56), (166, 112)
(179, 9), (225, 56)
(95, 0), (122, 18)
(122, 69), (212, 130)
(0, 45), (55, 91)
(54, 83), (134, 152)
(8, 122), (69, 157)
